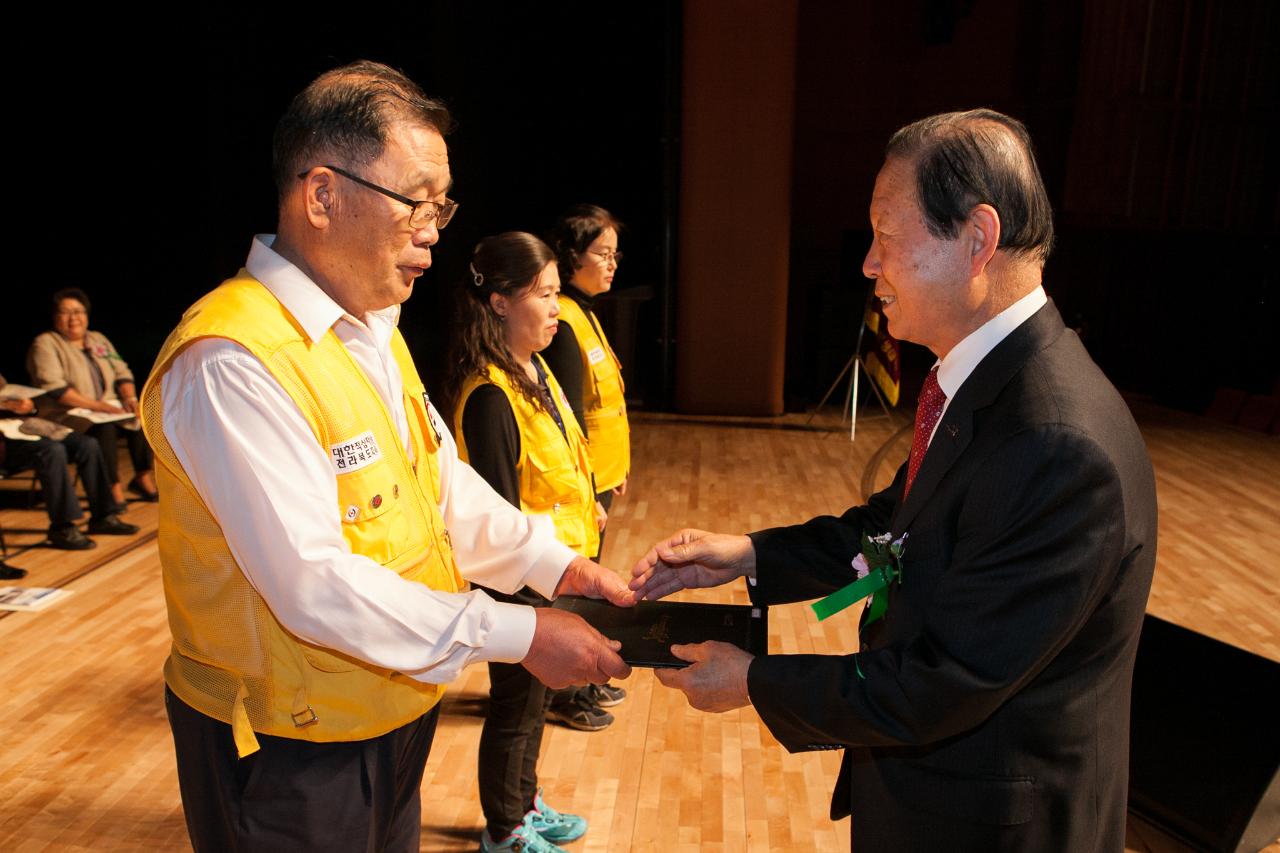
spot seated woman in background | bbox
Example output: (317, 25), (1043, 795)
(445, 232), (603, 853)
(27, 287), (157, 506)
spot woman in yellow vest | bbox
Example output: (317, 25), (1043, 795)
(445, 232), (605, 853)
(543, 205), (630, 531)
(542, 205), (633, 728)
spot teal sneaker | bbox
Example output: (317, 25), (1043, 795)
(480, 812), (568, 853)
(526, 788), (587, 844)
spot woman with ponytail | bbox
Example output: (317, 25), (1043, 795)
(445, 231), (604, 853)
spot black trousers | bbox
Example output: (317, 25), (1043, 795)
(2, 432), (113, 527)
(165, 686), (439, 853)
(87, 422), (152, 484)
(476, 585), (550, 838)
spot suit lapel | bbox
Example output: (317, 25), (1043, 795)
(893, 407), (972, 533)
(891, 301), (1067, 534)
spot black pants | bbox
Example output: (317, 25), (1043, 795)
(2, 432), (114, 528)
(476, 585), (550, 839)
(87, 422), (152, 485)
(165, 687), (439, 853)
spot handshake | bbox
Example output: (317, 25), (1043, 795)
(523, 529), (759, 713)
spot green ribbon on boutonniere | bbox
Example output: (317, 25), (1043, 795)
(811, 532), (907, 625)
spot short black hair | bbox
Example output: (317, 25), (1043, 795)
(546, 204), (624, 289)
(272, 60), (453, 200)
(52, 287), (91, 316)
(886, 109), (1054, 265)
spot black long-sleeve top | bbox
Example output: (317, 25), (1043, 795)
(541, 285), (596, 436)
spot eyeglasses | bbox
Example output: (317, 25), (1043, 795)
(56, 309), (87, 317)
(589, 249), (623, 265)
(298, 165), (458, 230)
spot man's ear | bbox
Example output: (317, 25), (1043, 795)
(299, 167), (336, 230)
(967, 203), (1000, 277)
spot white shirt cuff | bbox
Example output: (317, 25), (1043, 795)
(477, 600), (539, 663)
(522, 538), (580, 600)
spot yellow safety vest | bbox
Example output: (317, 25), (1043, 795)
(140, 273), (464, 758)
(556, 296), (630, 491)
(454, 356), (600, 558)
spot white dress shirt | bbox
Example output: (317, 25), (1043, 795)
(930, 286), (1048, 445)
(161, 235), (577, 684)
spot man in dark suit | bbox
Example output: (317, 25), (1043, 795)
(631, 109), (1158, 851)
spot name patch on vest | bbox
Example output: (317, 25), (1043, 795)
(330, 431), (382, 473)
(587, 346), (607, 365)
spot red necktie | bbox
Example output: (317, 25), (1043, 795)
(903, 366), (947, 501)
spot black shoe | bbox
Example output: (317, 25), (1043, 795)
(48, 526), (97, 551)
(546, 688), (614, 732)
(0, 563), (27, 580)
(127, 477), (159, 502)
(88, 514), (141, 536)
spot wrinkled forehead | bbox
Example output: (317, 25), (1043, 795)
(869, 157), (921, 219)
(380, 120), (453, 197)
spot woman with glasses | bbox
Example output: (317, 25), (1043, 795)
(541, 204), (631, 729)
(27, 287), (157, 507)
(444, 232), (605, 853)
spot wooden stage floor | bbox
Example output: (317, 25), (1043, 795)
(1, 402), (1275, 852)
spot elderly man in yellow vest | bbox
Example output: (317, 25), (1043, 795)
(140, 61), (634, 853)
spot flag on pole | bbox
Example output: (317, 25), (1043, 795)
(861, 299), (900, 406)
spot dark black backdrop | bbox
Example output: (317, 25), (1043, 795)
(8, 3), (1276, 417)
(6, 5), (676, 407)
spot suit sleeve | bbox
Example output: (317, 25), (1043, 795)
(749, 425), (1127, 750)
(746, 464), (903, 606)
(541, 323), (587, 435)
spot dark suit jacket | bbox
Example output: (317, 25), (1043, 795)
(746, 301), (1157, 852)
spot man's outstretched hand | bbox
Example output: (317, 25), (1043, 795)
(630, 529), (756, 601)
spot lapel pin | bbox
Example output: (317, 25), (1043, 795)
(946, 424), (959, 438)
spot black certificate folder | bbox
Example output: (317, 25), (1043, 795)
(553, 597), (768, 668)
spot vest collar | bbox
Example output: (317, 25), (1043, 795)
(563, 284), (596, 310)
(246, 234), (401, 344)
